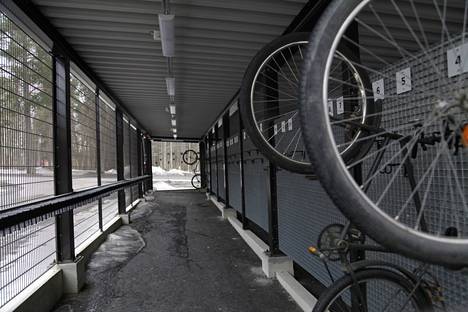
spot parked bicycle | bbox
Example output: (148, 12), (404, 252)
(308, 222), (446, 312)
(299, 0), (468, 267)
(182, 149), (201, 189)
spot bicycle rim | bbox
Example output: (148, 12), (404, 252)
(300, 0), (468, 266)
(319, 271), (426, 312)
(240, 33), (313, 173)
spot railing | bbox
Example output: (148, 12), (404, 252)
(0, 175), (150, 308)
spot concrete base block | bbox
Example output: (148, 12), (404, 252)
(209, 196), (236, 219)
(276, 272), (317, 312)
(120, 213), (131, 224)
(261, 254), (293, 278)
(58, 256), (86, 294)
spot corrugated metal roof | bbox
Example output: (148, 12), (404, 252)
(30, 0), (307, 138)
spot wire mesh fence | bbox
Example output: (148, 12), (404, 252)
(70, 71), (97, 190)
(0, 12), (54, 211)
(102, 192), (119, 229)
(73, 201), (100, 249)
(0, 218), (56, 307)
(99, 94), (117, 185)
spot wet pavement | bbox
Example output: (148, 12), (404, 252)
(53, 190), (301, 312)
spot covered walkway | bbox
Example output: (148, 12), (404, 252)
(54, 191), (301, 312)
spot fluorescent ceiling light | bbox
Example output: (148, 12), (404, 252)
(158, 14), (175, 57)
(171, 119), (176, 127)
(166, 77), (175, 96)
(169, 104), (176, 115)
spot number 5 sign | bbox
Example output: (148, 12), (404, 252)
(396, 67), (411, 94)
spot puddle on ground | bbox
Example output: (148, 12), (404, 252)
(87, 226), (145, 272)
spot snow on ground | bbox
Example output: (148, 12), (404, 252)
(152, 166), (195, 190)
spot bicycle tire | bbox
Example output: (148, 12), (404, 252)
(239, 32), (313, 173)
(312, 268), (433, 312)
(240, 32), (379, 174)
(191, 174), (201, 189)
(299, 0), (468, 267)
(183, 149), (198, 165)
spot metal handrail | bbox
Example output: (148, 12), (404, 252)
(0, 175), (151, 232)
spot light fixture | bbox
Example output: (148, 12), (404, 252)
(165, 77), (175, 96)
(171, 119), (176, 127)
(169, 104), (176, 115)
(158, 14), (175, 57)
(173, 134), (177, 139)
(172, 128), (177, 133)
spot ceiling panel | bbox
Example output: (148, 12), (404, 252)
(31, 0), (307, 138)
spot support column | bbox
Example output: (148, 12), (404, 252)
(208, 133), (213, 194)
(145, 138), (153, 190)
(199, 140), (207, 189)
(53, 52), (85, 293)
(116, 109), (126, 215)
(137, 129), (143, 197)
(263, 66), (280, 255)
(239, 115), (247, 229)
(222, 113), (229, 207)
(215, 126), (220, 200)
(95, 89), (103, 231)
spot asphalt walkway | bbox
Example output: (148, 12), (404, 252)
(54, 190), (301, 312)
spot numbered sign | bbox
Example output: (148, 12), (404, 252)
(447, 43), (468, 78)
(396, 67), (412, 94)
(234, 136), (238, 143)
(274, 124), (278, 136)
(328, 100), (334, 116)
(372, 79), (385, 100)
(281, 121), (286, 132)
(287, 118), (293, 131)
(336, 97), (344, 115)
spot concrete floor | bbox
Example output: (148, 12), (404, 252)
(54, 190), (301, 312)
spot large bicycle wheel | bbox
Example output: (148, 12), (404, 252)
(313, 269), (433, 312)
(241, 32), (378, 173)
(182, 149), (198, 165)
(300, 0), (468, 266)
(239, 32), (312, 173)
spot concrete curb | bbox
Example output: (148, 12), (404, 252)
(208, 196), (317, 311)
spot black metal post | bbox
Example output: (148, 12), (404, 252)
(137, 129), (143, 198)
(199, 140), (207, 189)
(116, 109), (126, 214)
(266, 161), (280, 255)
(146, 138), (153, 191)
(53, 53), (75, 263)
(222, 114), (229, 207)
(263, 66), (280, 255)
(215, 126), (220, 200)
(239, 115), (247, 230)
(95, 89), (103, 231)
(208, 133), (213, 194)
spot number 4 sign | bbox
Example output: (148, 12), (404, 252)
(447, 43), (468, 78)
(396, 67), (411, 94)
